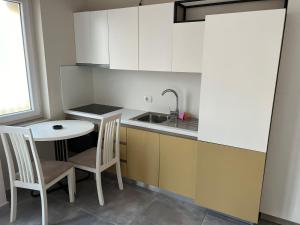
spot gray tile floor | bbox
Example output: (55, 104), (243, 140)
(0, 175), (277, 225)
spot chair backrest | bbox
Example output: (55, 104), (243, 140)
(96, 113), (121, 169)
(0, 126), (44, 187)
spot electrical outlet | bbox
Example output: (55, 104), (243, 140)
(144, 96), (152, 103)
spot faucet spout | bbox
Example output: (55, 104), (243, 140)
(161, 89), (179, 119)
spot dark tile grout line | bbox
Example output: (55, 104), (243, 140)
(28, 184), (219, 225)
(47, 194), (120, 225)
(199, 210), (209, 225)
(45, 182), (159, 225)
(3, 180), (257, 225)
(126, 196), (158, 225)
(77, 206), (119, 225)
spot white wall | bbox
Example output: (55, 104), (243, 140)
(92, 68), (201, 117)
(0, 0), (87, 191)
(260, 0), (300, 223)
(60, 66), (94, 110)
(37, 0), (87, 119)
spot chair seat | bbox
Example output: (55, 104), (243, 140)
(40, 160), (73, 184)
(68, 147), (97, 169)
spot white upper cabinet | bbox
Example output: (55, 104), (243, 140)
(90, 11), (109, 65)
(74, 11), (109, 65)
(74, 12), (90, 63)
(139, 3), (174, 72)
(108, 7), (138, 70)
(198, 9), (286, 152)
(172, 22), (205, 73)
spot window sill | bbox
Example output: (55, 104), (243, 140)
(2, 115), (48, 127)
(15, 117), (49, 127)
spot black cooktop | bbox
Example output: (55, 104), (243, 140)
(70, 104), (122, 115)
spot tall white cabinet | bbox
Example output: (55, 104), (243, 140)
(74, 11), (109, 65)
(198, 9), (286, 152)
(108, 7), (139, 70)
(138, 3), (174, 72)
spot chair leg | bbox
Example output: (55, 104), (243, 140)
(116, 161), (124, 190)
(95, 172), (104, 206)
(68, 169), (75, 203)
(73, 169), (76, 195)
(10, 186), (17, 223)
(40, 189), (48, 225)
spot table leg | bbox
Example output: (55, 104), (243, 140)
(54, 140), (68, 161)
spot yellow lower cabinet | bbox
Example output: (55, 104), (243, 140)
(120, 144), (127, 161)
(196, 141), (266, 223)
(159, 134), (197, 198)
(127, 128), (159, 186)
(120, 162), (127, 177)
(120, 126), (127, 144)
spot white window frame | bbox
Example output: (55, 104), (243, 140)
(0, 0), (41, 124)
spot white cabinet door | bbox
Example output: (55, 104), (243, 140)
(108, 7), (138, 70)
(90, 11), (109, 65)
(198, 9), (285, 152)
(172, 22), (204, 73)
(74, 12), (90, 63)
(74, 11), (109, 65)
(139, 3), (173, 72)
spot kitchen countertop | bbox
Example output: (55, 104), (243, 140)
(64, 108), (199, 139)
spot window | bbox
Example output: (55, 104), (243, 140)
(0, 0), (40, 124)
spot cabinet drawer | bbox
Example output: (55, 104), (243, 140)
(120, 126), (127, 144)
(120, 144), (127, 161)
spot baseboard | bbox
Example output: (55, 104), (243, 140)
(261, 213), (300, 225)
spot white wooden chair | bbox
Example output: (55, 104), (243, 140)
(0, 126), (75, 225)
(68, 113), (123, 205)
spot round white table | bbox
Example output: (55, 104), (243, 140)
(27, 120), (94, 161)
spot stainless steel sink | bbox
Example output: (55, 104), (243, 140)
(132, 112), (171, 124)
(131, 112), (199, 132)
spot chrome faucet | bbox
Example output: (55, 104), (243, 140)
(161, 89), (179, 119)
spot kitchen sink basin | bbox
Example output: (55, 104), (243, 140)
(132, 112), (171, 124)
(130, 112), (199, 131)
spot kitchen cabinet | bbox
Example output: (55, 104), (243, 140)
(74, 12), (90, 64)
(198, 9), (285, 152)
(159, 135), (197, 198)
(107, 126), (127, 176)
(138, 3), (173, 71)
(196, 141), (266, 223)
(74, 11), (109, 64)
(127, 128), (159, 186)
(172, 22), (205, 73)
(120, 125), (127, 161)
(120, 144), (127, 161)
(120, 126), (127, 144)
(108, 7), (139, 70)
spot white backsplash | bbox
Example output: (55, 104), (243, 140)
(92, 68), (201, 117)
